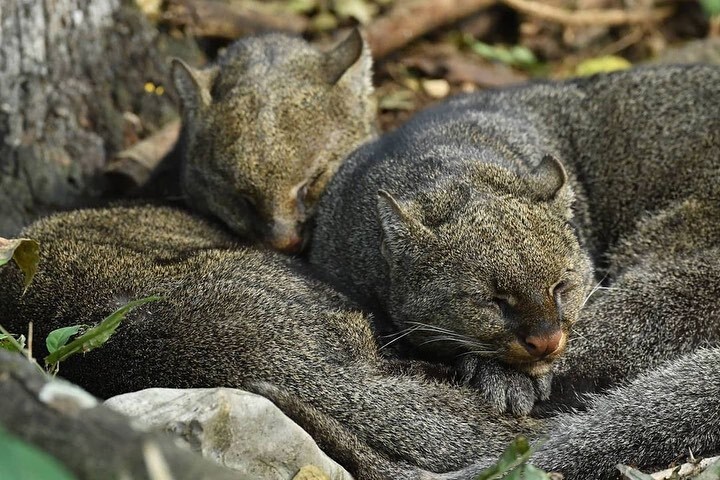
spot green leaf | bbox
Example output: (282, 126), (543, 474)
(44, 296), (161, 371)
(506, 463), (550, 480)
(701, 0), (720, 17)
(509, 45), (538, 67)
(575, 55), (632, 77)
(476, 436), (549, 480)
(0, 237), (40, 290)
(617, 464), (655, 480)
(0, 426), (77, 480)
(0, 333), (26, 352)
(46, 325), (83, 354)
(286, 0), (318, 14)
(469, 41), (538, 69)
(311, 11), (338, 31)
(378, 89), (415, 111)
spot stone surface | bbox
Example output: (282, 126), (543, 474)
(0, 350), (241, 480)
(105, 388), (353, 480)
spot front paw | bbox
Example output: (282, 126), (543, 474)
(459, 357), (552, 416)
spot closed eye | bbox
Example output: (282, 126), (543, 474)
(492, 297), (508, 311)
(237, 193), (257, 213)
(298, 166), (329, 207)
(493, 293), (517, 309)
(308, 166), (327, 186)
(552, 278), (576, 298)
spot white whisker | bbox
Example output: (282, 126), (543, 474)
(379, 325), (422, 350)
(456, 349), (499, 358)
(581, 276), (610, 309)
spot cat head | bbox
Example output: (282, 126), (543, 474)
(172, 30), (375, 253)
(377, 156), (593, 375)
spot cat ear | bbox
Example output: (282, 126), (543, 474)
(171, 58), (219, 110)
(377, 190), (432, 261)
(530, 155), (568, 201)
(323, 28), (370, 86)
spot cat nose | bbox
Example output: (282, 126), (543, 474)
(269, 219), (306, 254)
(271, 234), (304, 254)
(520, 329), (564, 358)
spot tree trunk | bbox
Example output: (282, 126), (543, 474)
(0, 0), (179, 236)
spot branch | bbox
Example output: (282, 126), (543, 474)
(366, 0), (495, 59)
(104, 119), (181, 190)
(650, 456), (720, 479)
(162, 0), (308, 38)
(499, 0), (675, 26)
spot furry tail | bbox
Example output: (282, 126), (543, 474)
(248, 381), (425, 480)
(533, 347), (720, 479)
(433, 348), (720, 480)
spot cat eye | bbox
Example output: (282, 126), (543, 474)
(490, 294), (516, 312)
(491, 297), (507, 311)
(308, 166), (328, 189)
(552, 279), (574, 298)
(238, 194), (257, 213)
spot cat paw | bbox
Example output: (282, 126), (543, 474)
(459, 357), (552, 416)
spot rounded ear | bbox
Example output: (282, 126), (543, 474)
(530, 155), (568, 201)
(323, 28), (366, 85)
(377, 190), (433, 261)
(170, 58), (218, 109)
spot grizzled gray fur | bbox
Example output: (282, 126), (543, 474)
(309, 64), (720, 414)
(2, 205), (719, 480)
(544, 196), (720, 410)
(171, 30), (375, 253)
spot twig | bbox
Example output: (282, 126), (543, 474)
(366, 0), (496, 59)
(499, 0), (675, 26)
(596, 27), (647, 56)
(0, 323), (44, 375)
(27, 321), (33, 361)
(0, 324), (25, 357)
(650, 455), (720, 479)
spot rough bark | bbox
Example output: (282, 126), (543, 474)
(0, 0), (180, 236)
(0, 350), (244, 480)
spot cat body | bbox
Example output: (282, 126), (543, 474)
(309, 64), (720, 409)
(2, 205), (719, 480)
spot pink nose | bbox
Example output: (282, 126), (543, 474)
(270, 234), (304, 254)
(521, 330), (564, 358)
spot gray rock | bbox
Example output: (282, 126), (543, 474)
(105, 388), (353, 480)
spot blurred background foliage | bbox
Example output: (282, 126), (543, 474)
(136, 0), (719, 129)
